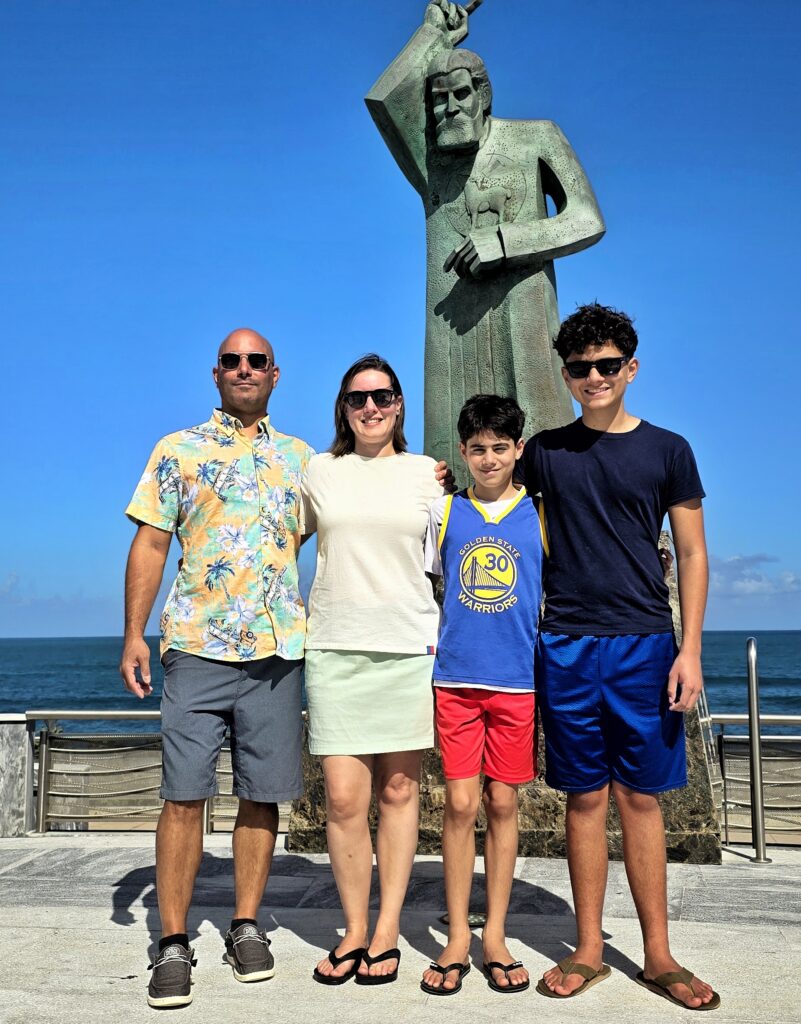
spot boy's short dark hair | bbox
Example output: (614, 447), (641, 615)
(457, 394), (526, 444)
(554, 302), (638, 361)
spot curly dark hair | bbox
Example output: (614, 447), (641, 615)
(329, 353), (407, 457)
(457, 394), (525, 444)
(554, 302), (638, 361)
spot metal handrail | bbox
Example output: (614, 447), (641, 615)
(746, 637), (771, 863)
(710, 714), (801, 726)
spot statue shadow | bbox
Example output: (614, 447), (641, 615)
(433, 266), (535, 338)
(110, 850), (641, 981)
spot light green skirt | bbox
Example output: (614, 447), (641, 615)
(304, 649), (435, 755)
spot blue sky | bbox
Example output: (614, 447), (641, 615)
(1, 0), (799, 635)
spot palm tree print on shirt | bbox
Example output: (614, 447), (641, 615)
(204, 557), (235, 600)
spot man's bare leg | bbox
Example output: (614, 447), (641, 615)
(614, 782), (716, 1008)
(314, 755), (373, 979)
(421, 776), (480, 992)
(541, 785), (609, 996)
(232, 798), (278, 919)
(361, 750), (423, 978)
(156, 799), (205, 935)
(481, 779), (528, 989)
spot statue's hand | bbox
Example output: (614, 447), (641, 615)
(444, 227), (504, 278)
(424, 1), (469, 46)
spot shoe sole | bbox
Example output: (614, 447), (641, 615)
(225, 953), (275, 982)
(147, 993), (192, 1008)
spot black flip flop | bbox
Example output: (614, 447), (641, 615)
(420, 961), (471, 996)
(483, 960), (530, 993)
(313, 946), (367, 985)
(354, 948), (401, 985)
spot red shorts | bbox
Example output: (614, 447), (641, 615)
(434, 686), (537, 785)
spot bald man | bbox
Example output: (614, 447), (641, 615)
(121, 329), (314, 1008)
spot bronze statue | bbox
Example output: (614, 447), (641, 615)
(366, 1), (605, 480)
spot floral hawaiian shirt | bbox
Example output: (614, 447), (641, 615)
(126, 409), (314, 662)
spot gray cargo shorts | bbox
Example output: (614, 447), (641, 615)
(160, 648), (303, 803)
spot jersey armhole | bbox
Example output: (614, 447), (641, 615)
(536, 497), (549, 558)
(437, 494), (455, 550)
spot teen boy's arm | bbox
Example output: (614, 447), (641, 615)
(666, 498), (709, 713)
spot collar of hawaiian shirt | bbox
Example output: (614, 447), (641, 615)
(210, 407), (271, 439)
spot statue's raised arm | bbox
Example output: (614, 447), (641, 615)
(365, 2), (474, 195)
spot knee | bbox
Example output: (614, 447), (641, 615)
(161, 799), (205, 824)
(378, 773), (418, 811)
(325, 785), (364, 823)
(613, 784), (660, 816)
(566, 787), (608, 816)
(482, 783), (518, 823)
(446, 787), (480, 826)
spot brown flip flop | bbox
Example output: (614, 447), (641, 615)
(635, 968), (720, 1010)
(536, 957), (611, 998)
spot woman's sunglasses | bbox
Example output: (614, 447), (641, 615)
(343, 388), (398, 409)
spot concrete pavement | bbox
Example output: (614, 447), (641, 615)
(1, 834), (799, 1024)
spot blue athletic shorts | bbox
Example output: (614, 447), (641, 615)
(535, 632), (686, 794)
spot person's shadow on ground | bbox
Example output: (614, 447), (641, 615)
(110, 850), (641, 981)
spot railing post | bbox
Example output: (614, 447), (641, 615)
(203, 798), (212, 835)
(746, 637), (771, 864)
(36, 728), (50, 833)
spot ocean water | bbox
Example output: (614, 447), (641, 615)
(0, 632), (799, 734)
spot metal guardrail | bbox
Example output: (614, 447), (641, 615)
(26, 710), (241, 834)
(707, 638), (801, 857)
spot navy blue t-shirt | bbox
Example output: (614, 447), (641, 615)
(520, 419), (705, 636)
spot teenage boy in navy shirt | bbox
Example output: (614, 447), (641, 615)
(421, 395), (546, 996)
(525, 304), (719, 1010)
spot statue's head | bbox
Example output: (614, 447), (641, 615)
(427, 49), (492, 151)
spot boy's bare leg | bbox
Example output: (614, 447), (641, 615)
(614, 782), (716, 1009)
(541, 785), (609, 995)
(232, 799), (277, 919)
(360, 749), (424, 978)
(315, 755), (373, 978)
(481, 778), (528, 989)
(156, 799), (205, 935)
(421, 775), (480, 992)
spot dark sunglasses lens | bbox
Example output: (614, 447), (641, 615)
(566, 361), (592, 379)
(219, 353), (269, 370)
(344, 392), (367, 409)
(596, 358), (624, 376)
(372, 389), (395, 408)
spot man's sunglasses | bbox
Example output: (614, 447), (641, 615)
(219, 352), (272, 371)
(343, 388), (397, 410)
(564, 357), (628, 379)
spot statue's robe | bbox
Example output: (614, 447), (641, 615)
(367, 24), (605, 479)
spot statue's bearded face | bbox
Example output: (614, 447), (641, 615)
(430, 68), (486, 151)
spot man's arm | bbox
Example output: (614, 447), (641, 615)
(119, 524), (173, 698)
(446, 121), (605, 277)
(365, 2), (470, 195)
(666, 498), (709, 712)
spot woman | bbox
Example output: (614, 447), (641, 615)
(302, 354), (443, 985)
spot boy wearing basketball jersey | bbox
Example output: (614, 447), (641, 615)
(420, 395), (545, 997)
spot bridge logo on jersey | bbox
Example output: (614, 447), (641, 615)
(457, 539), (519, 612)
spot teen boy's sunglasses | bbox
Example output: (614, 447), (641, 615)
(564, 356), (629, 379)
(218, 352), (272, 371)
(343, 388), (397, 409)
